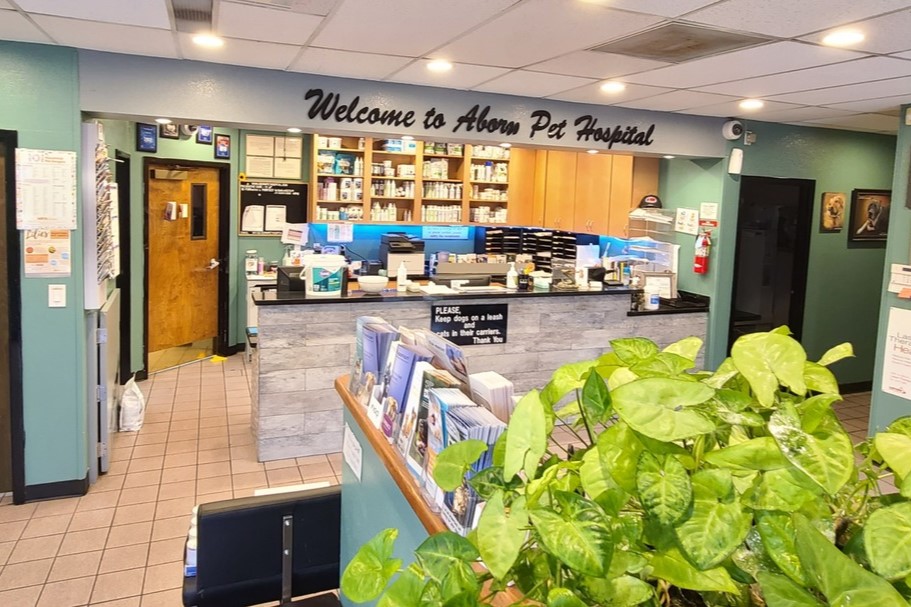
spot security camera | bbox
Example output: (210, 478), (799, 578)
(722, 120), (744, 141)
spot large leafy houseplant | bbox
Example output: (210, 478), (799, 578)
(342, 329), (911, 607)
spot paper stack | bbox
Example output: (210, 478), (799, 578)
(469, 371), (515, 422)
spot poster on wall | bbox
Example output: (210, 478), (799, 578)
(881, 307), (911, 400)
(15, 149), (78, 229)
(23, 228), (71, 276)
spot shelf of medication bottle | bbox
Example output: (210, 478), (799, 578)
(421, 178), (462, 183)
(423, 153), (465, 159)
(370, 176), (416, 181)
(366, 219), (416, 225)
(317, 147), (365, 153)
(469, 180), (509, 185)
(316, 200), (364, 204)
(316, 172), (364, 178)
(372, 150), (417, 156)
(469, 199), (509, 203)
(470, 156), (510, 162)
(370, 196), (415, 200)
(421, 198), (463, 202)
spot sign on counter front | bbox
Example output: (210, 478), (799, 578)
(431, 303), (508, 346)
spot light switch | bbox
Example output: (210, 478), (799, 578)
(48, 284), (66, 308)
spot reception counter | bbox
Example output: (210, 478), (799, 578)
(250, 287), (708, 461)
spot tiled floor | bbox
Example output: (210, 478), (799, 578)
(0, 353), (342, 607)
(147, 339), (216, 374)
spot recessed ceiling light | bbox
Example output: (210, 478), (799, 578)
(154, 118), (172, 125)
(663, 155), (675, 159)
(739, 99), (764, 110)
(426, 59), (453, 73)
(401, 135), (414, 140)
(287, 127), (302, 133)
(499, 143), (512, 148)
(822, 29), (864, 47)
(600, 81), (626, 94)
(587, 149), (599, 154)
(192, 33), (224, 48)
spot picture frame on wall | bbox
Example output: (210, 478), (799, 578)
(197, 125), (214, 144)
(849, 189), (891, 242)
(819, 192), (846, 233)
(136, 123), (158, 153)
(159, 122), (179, 140)
(214, 134), (231, 159)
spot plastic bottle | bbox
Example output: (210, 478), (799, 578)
(245, 250), (258, 275)
(396, 261), (408, 292)
(506, 262), (518, 289)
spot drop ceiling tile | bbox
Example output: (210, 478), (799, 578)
(435, 0), (663, 68)
(674, 99), (804, 118)
(728, 106), (856, 122)
(891, 50), (911, 60)
(0, 1), (12, 8)
(218, 1), (323, 45)
(0, 9), (52, 43)
(624, 41), (862, 88)
(15, 0), (171, 28)
(178, 33), (301, 70)
(801, 9), (911, 54)
(616, 90), (740, 112)
(32, 15), (177, 57)
(548, 82), (673, 105)
(684, 0), (910, 38)
(698, 57), (911, 97)
(580, 0), (718, 18)
(824, 95), (909, 114)
(474, 70), (595, 97)
(768, 75), (911, 105)
(311, 0), (518, 57)
(804, 112), (900, 132)
(289, 47), (411, 79)
(526, 51), (669, 79)
(285, 0), (340, 16)
(386, 60), (510, 90)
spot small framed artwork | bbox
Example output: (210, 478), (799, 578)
(849, 189), (891, 242)
(136, 123), (158, 153)
(819, 192), (846, 232)
(159, 122), (179, 140)
(214, 134), (231, 159)
(197, 125), (214, 145)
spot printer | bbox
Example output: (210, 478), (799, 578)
(379, 233), (425, 276)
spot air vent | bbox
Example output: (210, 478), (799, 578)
(230, 0), (339, 15)
(172, 0), (213, 32)
(590, 23), (770, 64)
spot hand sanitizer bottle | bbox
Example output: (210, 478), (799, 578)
(506, 261), (518, 289)
(396, 261), (408, 292)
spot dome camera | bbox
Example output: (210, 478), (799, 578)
(722, 120), (744, 141)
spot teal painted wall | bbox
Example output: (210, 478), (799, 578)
(737, 121), (895, 384)
(870, 106), (911, 432)
(0, 42), (87, 486)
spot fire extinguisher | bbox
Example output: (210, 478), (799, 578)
(694, 231), (711, 274)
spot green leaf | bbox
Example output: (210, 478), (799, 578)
(648, 547), (739, 594)
(611, 337), (660, 364)
(731, 332), (807, 406)
(432, 440), (488, 491)
(748, 467), (821, 512)
(378, 568), (426, 607)
(757, 512), (806, 586)
(663, 336), (704, 361)
(795, 514), (909, 607)
(440, 563), (478, 601)
(441, 591), (478, 607)
(875, 432), (911, 479)
(636, 452), (691, 525)
(704, 437), (790, 471)
(580, 370), (612, 427)
(608, 366), (639, 391)
(593, 422), (644, 493)
(547, 587), (587, 607)
(541, 360), (595, 407)
(583, 575), (654, 607)
(529, 491), (612, 576)
(710, 390), (765, 427)
(703, 357), (740, 389)
(796, 394), (841, 433)
(342, 528), (402, 603)
(769, 406), (854, 495)
(580, 442), (629, 513)
(865, 502), (911, 580)
(414, 532), (479, 583)
(675, 469), (752, 570)
(886, 416), (911, 437)
(504, 390), (547, 481)
(477, 492), (527, 580)
(491, 431), (507, 468)
(612, 377), (715, 442)
(804, 362), (839, 395)
(757, 571), (825, 607)
(818, 343), (854, 367)
(631, 352), (695, 378)
(771, 326), (794, 335)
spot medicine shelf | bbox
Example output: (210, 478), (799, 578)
(316, 200), (364, 204)
(316, 172), (363, 177)
(370, 176), (416, 180)
(423, 153), (465, 159)
(316, 147), (365, 153)
(470, 180), (509, 185)
(372, 150), (416, 156)
(421, 178), (462, 182)
(421, 198), (462, 202)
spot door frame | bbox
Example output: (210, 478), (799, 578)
(142, 158), (231, 375)
(115, 150), (134, 381)
(1, 129), (26, 503)
(729, 175), (815, 347)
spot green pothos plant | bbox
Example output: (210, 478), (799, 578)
(341, 328), (911, 607)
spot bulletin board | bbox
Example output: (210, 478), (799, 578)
(239, 180), (307, 235)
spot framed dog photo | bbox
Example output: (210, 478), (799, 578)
(196, 125), (214, 144)
(849, 189), (891, 242)
(159, 122), (179, 140)
(819, 192), (846, 232)
(214, 134), (231, 159)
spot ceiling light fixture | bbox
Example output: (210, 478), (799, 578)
(401, 135), (414, 140)
(600, 81), (626, 94)
(822, 29), (865, 47)
(739, 99), (764, 110)
(500, 143), (512, 148)
(193, 33), (224, 48)
(663, 155), (675, 159)
(587, 149), (599, 154)
(154, 118), (172, 125)
(287, 127), (302, 134)
(426, 59), (453, 73)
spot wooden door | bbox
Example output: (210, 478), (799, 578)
(147, 164), (220, 352)
(505, 147), (537, 226)
(0, 141), (11, 492)
(573, 153), (613, 234)
(543, 151), (577, 231)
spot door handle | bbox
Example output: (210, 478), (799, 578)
(206, 258), (220, 270)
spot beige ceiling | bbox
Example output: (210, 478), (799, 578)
(2, 0), (910, 134)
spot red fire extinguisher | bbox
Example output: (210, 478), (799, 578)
(694, 230), (711, 274)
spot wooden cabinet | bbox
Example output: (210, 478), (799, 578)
(573, 153), (613, 234)
(542, 150), (577, 231)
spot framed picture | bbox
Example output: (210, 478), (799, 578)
(197, 125), (214, 144)
(159, 122), (179, 140)
(214, 134), (231, 159)
(819, 192), (846, 232)
(136, 123), (157, 153)
(849, 189), (891, 242)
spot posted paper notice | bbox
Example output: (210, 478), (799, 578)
(343, 423), (362, 481)
(882, 307), (911, 399)
(24, 229), (71, 276)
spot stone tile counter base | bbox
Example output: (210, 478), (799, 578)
(252, 294), (707, 461)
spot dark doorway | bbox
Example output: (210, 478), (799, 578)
(115, 150), (133, 382)
(729, 176), (815, 349)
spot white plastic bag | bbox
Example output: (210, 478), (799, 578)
(119, 377), (146, 432)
